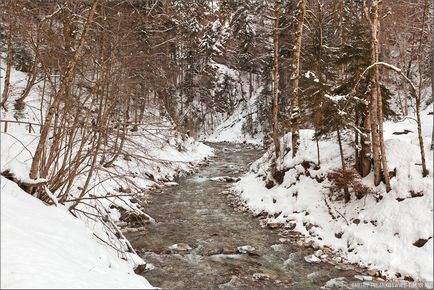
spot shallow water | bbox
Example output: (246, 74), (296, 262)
(127, 143), (362, 289)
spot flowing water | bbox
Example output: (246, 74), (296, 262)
(127, 143), (364, 289)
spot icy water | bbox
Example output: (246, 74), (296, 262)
(127, 143), (363, 289)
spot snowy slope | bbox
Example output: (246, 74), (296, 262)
(1, 65), (213, 288)
(202, 63), (264, 145)
(1, 176), (154, 289)
(234, 105), (433, 281)
(204, 92), (263, 145)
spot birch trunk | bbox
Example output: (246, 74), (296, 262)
(377, 80), (391, 192)
(366, 2), (382, 186)
(372, 1), (391, 192)
(415, 0), (429, 176)
(290, 0), (306, 158)
(272, 0), (281, 158)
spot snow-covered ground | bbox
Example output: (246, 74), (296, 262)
(1, 176), (154, 289)
(234, 105), (433, 281)
(1, 67), (213, 288)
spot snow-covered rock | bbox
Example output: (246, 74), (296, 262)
(168, 243), (192, 253)
(237, 245), (256, 255)
(304, 254), (321, 264)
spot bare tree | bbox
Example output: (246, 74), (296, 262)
(414, 0), (430, 176)
(28, 0), (99, 185)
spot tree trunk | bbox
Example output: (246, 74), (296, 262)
(355, 111), (360, 170)
(249, 72), (253, 100)
(432, 0), (434, 150)
(431, 0), (434, 150)
(289, 0), (306, 158)
(416, 91), (429, 176)
(377, 80), (391, 192)
(359, 105), (372, 177)
(15, 58), (38, 108)
(372, 2), (391, 192)
(272, 0), (281, 159)
(337, 129), (350, 203)
(1, 19), (14, 110)
(103, 97), (130, 167)
(403, 58), (412, 116)
(366, 2), (382, 186)
(415, 0), (429, 176)
(314, 0), (323, 168)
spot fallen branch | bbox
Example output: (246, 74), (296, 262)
(64, 194), (135, 203)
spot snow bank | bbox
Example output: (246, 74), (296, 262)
(234, 105), (433, 281)
(1, 176), (154, 289)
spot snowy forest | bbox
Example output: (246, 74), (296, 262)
(1, 0), (433, 289)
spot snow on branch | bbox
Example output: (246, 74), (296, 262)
(353, 61), (418, 98)
(40, 4), (63, 22)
